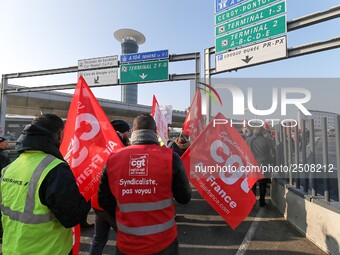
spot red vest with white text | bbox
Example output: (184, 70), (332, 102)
(107, 144), (177, 255)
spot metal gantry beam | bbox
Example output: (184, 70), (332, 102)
(288, 36), (340, 58)
(2, 52), (201, 94)
(0, 52), (200, 133)
(3, 66), (79, 79)
(287, 5), (340, 32)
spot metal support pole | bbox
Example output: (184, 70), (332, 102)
(335, 116), (340, 204)
(0, 75), (8, 135)
(287, 125), (293, 185)
(204, 47), (212, 124)
(294, 125), (300, 189)
(310, 119), (317, 196)
(195, 52), (200, 89)
(282, 126), (288, 176)
(322, 118), (330, 202)
(301, 120), (308, 192)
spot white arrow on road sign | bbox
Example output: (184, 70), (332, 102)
(139, 73), (148, 79)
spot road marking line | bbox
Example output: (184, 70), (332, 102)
(176, 213), (224, 221)
(235, 208), (265, 255)
(190, 198), (205, 201)
(177, 222), (227, 227)
(180, 243), (238, 250)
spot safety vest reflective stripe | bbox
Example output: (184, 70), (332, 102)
(117, 217), (175, 236)
(117, 198), (173, 213)
(0, 205), (54, 224)
(0, 155), (56, 224)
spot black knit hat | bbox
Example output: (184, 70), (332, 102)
(111, 120), (130, 133)
(0, 136), (7, 143)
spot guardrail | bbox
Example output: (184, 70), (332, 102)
(274, 116), (340, 205)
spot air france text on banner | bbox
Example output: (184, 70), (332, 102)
(181, 112), (264, 229)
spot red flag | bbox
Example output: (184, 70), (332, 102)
(182, 89), (204, 141)
(151, 95), (168, 144)
(60, 76), (123, 200)
(72, 225), (80, 254)
(264, 121), (271, 130)
(60, 76), (123, 254)
(181, 112), (264, 229)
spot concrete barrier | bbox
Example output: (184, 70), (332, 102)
(271, 178), (340, 255)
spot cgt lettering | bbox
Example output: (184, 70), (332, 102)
(131, 159), (145, 169)
(210, 139), (250, 194)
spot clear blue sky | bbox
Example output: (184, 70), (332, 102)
(0, 0), (339, 111)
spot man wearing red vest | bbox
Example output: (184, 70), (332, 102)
(90, 119), (131, 255)
(98, 113), (191, 255)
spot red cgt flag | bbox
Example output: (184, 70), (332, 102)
(181, 112), (264, 229)
(182, 89), (204, 142)
(60, 76), (123, 254)
(60, 76), (123, 201)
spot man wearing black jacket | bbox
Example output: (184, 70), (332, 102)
(246, 126), (275, 207)
(0, 114), (90, 255)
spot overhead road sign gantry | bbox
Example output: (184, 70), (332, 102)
(120, 59), (169, 84)
(215, 1), (286, 36)
(215, 15), (286, 53)
(120, 50), (169, 63)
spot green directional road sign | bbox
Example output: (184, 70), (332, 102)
(215, 15), (286, 53)
(215, 0), (278, 25)
(120, 59), (169, 84)
(216, 1), (286, 36)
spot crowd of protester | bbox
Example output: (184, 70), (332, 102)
(0, 112), (281, 254)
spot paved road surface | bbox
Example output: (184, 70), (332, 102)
(78, 186), (327, 255)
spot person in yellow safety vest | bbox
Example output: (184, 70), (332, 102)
(0, 114), (91, 255)
(98, 113), (192, 255)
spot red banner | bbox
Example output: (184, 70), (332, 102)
(181, 112), (264, 229)
(151, 95), (168, 144)
(60, 76), (123, 254)
(72, 225), (80, 254)
(60, 76), (123, 200)
(182, 89), (204, 141)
